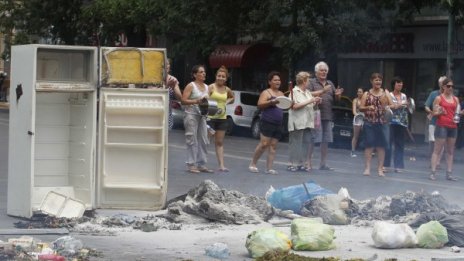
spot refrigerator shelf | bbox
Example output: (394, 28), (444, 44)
(104, 143), (164, 149)
(102, 183), (163, 190)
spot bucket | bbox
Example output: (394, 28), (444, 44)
(199, 99), (221, 116)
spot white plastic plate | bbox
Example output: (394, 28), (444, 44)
(275, 96), (292, 109)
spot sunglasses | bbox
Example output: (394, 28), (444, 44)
(445, 84), (454, 88)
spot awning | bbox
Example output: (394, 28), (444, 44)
(209, 44), (271, 69)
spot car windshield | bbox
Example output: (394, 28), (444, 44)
(241, 93), (259, 106)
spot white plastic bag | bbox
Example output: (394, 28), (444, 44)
(371, 221), (418, 249)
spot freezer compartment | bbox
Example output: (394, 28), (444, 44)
(33, 91), (96, 212)
(36, 47), (97, 90)
(97, 88), (168, 209)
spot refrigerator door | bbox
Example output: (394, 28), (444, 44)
(97, 88), (168, 209)
(8, 45), (37, 218)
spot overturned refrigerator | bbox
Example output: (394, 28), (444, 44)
(8, 44), (168, 218)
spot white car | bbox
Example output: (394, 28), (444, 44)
(226, 91), (260, 135)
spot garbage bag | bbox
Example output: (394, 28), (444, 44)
(371, 221), (417, 249)
(409, 212), (464, 247)
(416, 220), (448, 249)
(300, 194), (349, 225)
(291, 218), (335, 251)
(245, 228), (291, 258)
(267, 181), (332, 214)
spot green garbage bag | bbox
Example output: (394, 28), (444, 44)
(416, 220), (448, 249)
(291, 218), (336, 251)
(245, 228), (291, 258)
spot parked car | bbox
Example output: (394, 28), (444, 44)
(226, 91), (260, 135)
(251, 106), (363, 149)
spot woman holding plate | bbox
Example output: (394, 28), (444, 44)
(249, 71), (285, 175)
(287, 71), (321, 172)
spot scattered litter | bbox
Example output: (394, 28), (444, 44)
(451, 245), (461, 252)
(371, 221), (417, 249)
(246, 228), (291, 258)
(409, 212), (464, 247)
(291, 218), (335, 251)
(301, 194), (350, 225)
(204, 242), (230, 260)
(416, 220), (448, 249)
(267, 181), (332, 214)
(0, 235), (103, 260)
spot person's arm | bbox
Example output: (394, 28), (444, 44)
(334, 85), (344, 101)
(359, 92), (373, 112)
(181, 83), (203, 105)
(424, 92), (434, 114)
(352, 98), (358, 115)
(174, 84), (182, 101)
(257, 90), (277, 109)
(226, 87), (235, 104)
(432, 96), (443, 116)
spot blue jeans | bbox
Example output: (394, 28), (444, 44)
(385, 124), (406, 169)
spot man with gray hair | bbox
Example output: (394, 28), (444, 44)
(424, 75), (446, 168)
(308, 61), (344, 171)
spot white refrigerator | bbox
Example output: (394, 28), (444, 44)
(8, 44), (168, 218)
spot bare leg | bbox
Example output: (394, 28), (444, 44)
(445, 137), (457, 172)
(431, 138), (445, 172)
(352, 125), (361, 152)
(214, 130), (226, 169)
(376, 147), (385, 176)
(364, 147), (373, 175)
(266, 138), (279, 170)
(250, 134), (271, 168)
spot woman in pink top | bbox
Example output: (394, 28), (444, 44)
(430, 78), (463, 181)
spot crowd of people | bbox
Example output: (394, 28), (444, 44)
(164, 59), (464, 179)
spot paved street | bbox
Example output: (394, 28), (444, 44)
(2, 109), (464, 260)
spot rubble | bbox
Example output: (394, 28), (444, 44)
(165, 179), (274, 224)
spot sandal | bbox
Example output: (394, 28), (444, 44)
(265, 169), (278, 175)
(248, 166), (259, 173)
(363, 170), (370, 176)
(378, 169), (385, 177)
(198, 166), (214, 173)
(429, 171), (436, 181)
(446, 171), (458, 181)
(187, 168), (200, 174)
(287, 166), (298, 172)
(218, 168), (229, 172)
(319, 165), (334, 171)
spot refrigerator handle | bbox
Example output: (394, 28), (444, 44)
(27, 131), (34, 135)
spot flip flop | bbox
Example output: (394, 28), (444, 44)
(265, 169), (278, 175)
(187, 168), (200, 174)
(248, 166), (259, 173)
(198, 167), (214, 173)
(218, 168), (229, 172)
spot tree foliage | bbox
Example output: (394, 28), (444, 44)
(0, 0), (463, 69)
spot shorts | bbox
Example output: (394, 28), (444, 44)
(312, 120), (333, 143)
(434, 125), (457, 139)
(363, 122), (387, 148)
(208, 119), (228, 131)
(428, 124), (436, 142)
(260, 120), (282, 140)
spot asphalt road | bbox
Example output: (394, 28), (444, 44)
(2, 109), (464, 260)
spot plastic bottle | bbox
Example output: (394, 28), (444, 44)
(204, 242), (230, 260)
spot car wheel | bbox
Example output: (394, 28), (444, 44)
(226, 117), (235, 135)
(251, 119), (260, 139)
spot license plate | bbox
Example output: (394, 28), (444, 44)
(340, 130), (351, 137)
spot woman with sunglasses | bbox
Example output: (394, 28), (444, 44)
(430, 78), (463, 181)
